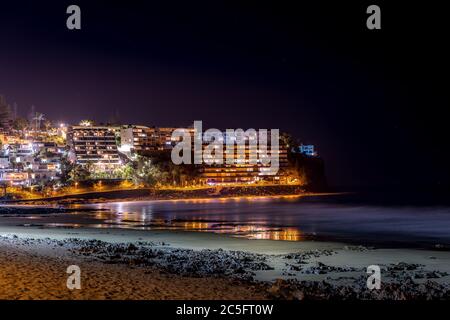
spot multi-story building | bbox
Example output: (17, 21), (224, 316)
(1, 142), (35, 165)
(0, 95), (12, 131)
(119, 125), (194, 154)
(68, 125), (121, 171)
(121, 125), (291, 185)
(0, 171), (29, 186)
(0, 133), (29, 145)
(157, 128), (291, 185)
(119, 125), (155, 153)
(198, 131), (290, 185)
(118, 124), (295, 185)
(157, 127), (185, 150)
(0, 156), (10, 169)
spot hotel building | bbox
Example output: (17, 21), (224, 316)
(68, 125), (121, 171)
(120, 125), (194, 154)
(120, 125), (291, 185)
(120, 125), (154, 153)
(198, 131), (290, 185)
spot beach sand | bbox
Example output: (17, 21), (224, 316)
(0, 238), (267, 300)
(1, 220), (449, 300)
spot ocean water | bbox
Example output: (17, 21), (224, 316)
(65, 192), (450, 248)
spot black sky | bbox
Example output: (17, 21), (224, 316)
(1, 1), (449, 187)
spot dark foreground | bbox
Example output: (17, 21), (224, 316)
(1, 234), (449, 300)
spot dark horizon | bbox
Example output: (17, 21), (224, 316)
(1, 1), (449, 188)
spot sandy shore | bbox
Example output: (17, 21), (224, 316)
(1, 195), (450, 300)
(1, 224), (450, 300)
(0, 236), (267, 300)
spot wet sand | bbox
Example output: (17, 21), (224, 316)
(1, 224), (449, 300)
(0, 237), (267, 300)
(1, 196), (450, 300)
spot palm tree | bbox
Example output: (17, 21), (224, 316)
(68, 164), (90, 183)
(32, 112), (45, 131)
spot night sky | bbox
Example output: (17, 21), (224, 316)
(1, 1), (449, 187)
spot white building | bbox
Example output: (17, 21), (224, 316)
(0, 171), (29, 186)
(68, 125), (121, 171)
(0, 156), (10, 169)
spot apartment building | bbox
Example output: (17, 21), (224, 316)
(120, 125), (193, 154)
(198, 145), (290, 185)
(120, 125), (291, 185)
(68, 125), (121, 171)
(196, 130), (290, 185)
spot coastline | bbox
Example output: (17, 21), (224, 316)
(1, 192), (449, 300)
(1, 224), (449, 300)
(0, 235), (267, 300)
(0, 185), (337, 206)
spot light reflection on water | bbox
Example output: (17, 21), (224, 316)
(46, 217), (304, 241)
(37, 198), (305, 241)
(69, 197), (306, 241)
(39, 196), (450, 244)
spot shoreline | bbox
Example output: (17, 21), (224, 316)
(0, 185), (339, 206)
(0, 192), (344, 207)
(1, 192), (448, 252)
(0, 235), (268, 300)
(1, 192), (449, 300)
(0, 225), (449, 300)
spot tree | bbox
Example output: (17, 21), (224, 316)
(32, 112), (45, 131)
(0, 95), (12, 130)
(68, 164), (90, 183)
(79, 120), (94, 126)
(290, 153), (327, 191)
(12, 117), (29, 131)
(139, 151), (200, 186)
(280, 132), (299, 152)
(114, 163), (135, 180)
(43, 119), (53, 131)
(132, 156), (162, 186)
